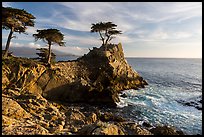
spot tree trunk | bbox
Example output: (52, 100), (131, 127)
(104, 35), (110, 51)
(99, 31), (104, 45)
(3, 28), (14, 58)
(47, 42), (52, 65)
(104, 36), (110, 46)
(104, 30), (110, 51)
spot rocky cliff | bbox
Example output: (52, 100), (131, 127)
(2, 43), (184, 135)
(2, 43), (148, 107)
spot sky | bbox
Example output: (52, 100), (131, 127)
(2, 2), (202, 58)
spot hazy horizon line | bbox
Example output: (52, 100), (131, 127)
(13, 54), (202, 59)
(125, 57), (202, 59)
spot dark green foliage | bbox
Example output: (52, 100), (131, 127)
(36, 48), (56, 64)
(2, 7), (35, 33)
(91, 21), (122, 47)
(33, 29), (65, 65)
(33, 29), (65, 46)
(2, 6), (35, 58)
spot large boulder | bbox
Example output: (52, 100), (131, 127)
(43, 43), (148, 106)
(78, 121), (125, 135)
(2, 57), (46, 95)
(149, 125), (184, 135)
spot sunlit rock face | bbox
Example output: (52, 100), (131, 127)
(2, 43), (148, 107)
(43, 43), (148, 106)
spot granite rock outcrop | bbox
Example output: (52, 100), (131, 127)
(2, 43), (148, 106)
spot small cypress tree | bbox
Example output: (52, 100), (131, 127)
(36, 48), (56, 64)
(33, 28), (65, 65)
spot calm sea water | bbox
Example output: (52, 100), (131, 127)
(56, 56), (202, 135)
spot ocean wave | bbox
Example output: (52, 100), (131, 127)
(122, 58), (202, 135)
(116, 97), (128, 108)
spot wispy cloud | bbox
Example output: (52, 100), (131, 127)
(2, 42), (43, 49)
(64, 35), (100, 46)
(2, 2), (202, 58)
(2, 2), (12, 7)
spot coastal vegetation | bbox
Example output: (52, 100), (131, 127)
(36, 48), (56, 64)
(91, 21), (122, 50)
(33, 29), (65, 66)
(2, 7), (35, 58)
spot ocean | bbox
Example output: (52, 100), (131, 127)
(56, 56), (202, 135)
(122, 58), (202, 135)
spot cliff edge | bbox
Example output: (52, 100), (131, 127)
(2, 43), (147, 107)
(2, 43), (185, 135)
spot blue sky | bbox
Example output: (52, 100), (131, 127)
(2, 2), (202, 58)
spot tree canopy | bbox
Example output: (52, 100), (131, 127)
(91, 21), (122, 46)
(2, 6), (35, 33)
(2, 6), (35, 58)
(33, 29), (65, 46)
(33, 29), (65, 65)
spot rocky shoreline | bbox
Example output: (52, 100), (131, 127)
(2, 43), (148, 107)
(2, 43), (184, 135)
(176, 96), (202, 111)
(2, 88), (184, 135)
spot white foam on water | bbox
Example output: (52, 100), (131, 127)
(116, 96), (128, 108)
(118, 86), (202, 135)
(124, 58), (202, 135)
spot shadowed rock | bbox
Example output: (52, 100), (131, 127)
(149, 125), (184, 135)
(2, 43), (148, 107)
(176, 96), (202, 110)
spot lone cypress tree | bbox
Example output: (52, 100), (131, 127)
(33, 29), (65, 65)
(91, 21), (122, 50)
(2, 7), (35, 58)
